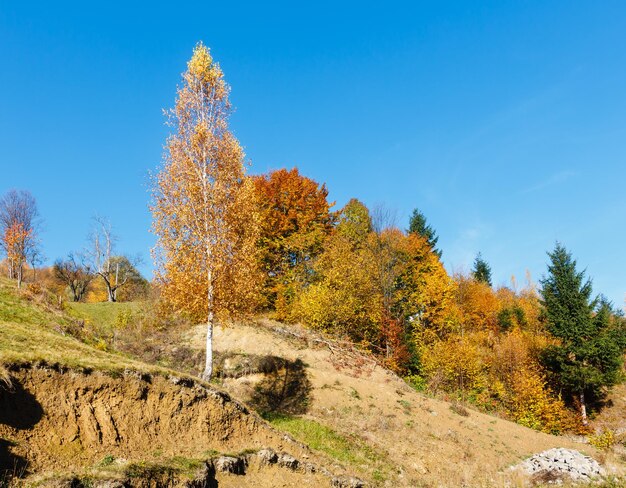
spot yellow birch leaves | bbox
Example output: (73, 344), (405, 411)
(151, 43), (261, 325)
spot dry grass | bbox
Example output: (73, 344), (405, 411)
(182, 318), (620, 487)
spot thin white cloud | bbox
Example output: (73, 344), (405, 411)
(521, 170), (578, 194)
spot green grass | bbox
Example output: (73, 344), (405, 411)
(0, 278), (169, 375)
(262, 412), (389, 480)
(125, 456), (205, 480)
(67, 301), (143, 332)
(0, 281), (64, 327)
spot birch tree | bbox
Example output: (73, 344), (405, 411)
(151, 43), (261, 381)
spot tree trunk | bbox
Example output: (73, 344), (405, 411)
(580, 391), (588, 426)
(202, 270), (214, 381)
(105, 280), (116, 302)
(16, 265), (22, 289)
(203, 316), (213, 381)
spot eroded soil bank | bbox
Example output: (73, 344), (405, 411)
(0, 365), (309, 474)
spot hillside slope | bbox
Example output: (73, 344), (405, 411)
(183, 318), (618, 487)
(0, 281), (358, 487)
(1, 279), (622, 487)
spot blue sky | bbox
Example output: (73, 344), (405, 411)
(1, 1), (625, 306)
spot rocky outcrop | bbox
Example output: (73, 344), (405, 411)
(512, 448), (603, 485)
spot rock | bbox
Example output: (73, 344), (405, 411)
(185, 463), (217, 488)
(331, 476), (366, 488)
(257, 448), (278, 465)
(278, 453), (299, 470)
(213, 455), (247, 475)
(512, 448), (604, 484)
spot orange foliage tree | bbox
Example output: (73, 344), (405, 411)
(253, 168), (334, 315)
(454, 275), (500, 333)
(3, 222), (31, 289)
(396, 233), (457, 342)
(151, 43), (261, 380)
(0, 189), (40, 288)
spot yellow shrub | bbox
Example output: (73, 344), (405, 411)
(588, 429), (617, 450)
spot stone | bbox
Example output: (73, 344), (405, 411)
(257, 448), (278, 465)
(512, 448), (604, 484)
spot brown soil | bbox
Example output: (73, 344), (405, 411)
(0, 365), (342, 486)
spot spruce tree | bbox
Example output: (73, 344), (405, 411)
(408, 208), (441, 257)
(471, 252), (492, 286)
(540, 244), (626, 425)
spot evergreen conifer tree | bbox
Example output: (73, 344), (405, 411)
(471, 252), (492, 286)
(408, 208), (441, 257)
(540, 244), (626, 425)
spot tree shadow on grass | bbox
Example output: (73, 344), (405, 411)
(214, 353), (311, 416)
(0, 378), (43, 479)
(249, 358), (312, 416)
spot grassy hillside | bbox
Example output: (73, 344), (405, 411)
(0, 277), (624, 487)
(0, 280), (349, 487)
(0, 278), (165, 375)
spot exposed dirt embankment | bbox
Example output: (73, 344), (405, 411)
(0, 365), (307, 473)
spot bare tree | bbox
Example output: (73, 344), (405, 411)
(87, 217), (140, 302)
(53, 253), (94, 302)
(370, 203), (398, 234)
(0, 190), (41, 288)
(28, 246), (44, 281)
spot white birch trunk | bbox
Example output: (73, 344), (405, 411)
(203, 269), (214, 381)
(16, 264), (22, 289)
(203, 317), (213, 381)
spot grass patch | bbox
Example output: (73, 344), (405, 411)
(0, 279), (172, 376)
(0, 280), (64, 327)
(68, 301), (143, 332)
(262, 412), (389, 481)
(124, 456), (205, 481)
(0, 316), (167, 375)
(98, 454), (116, 467)
(349, 387), (361, 400)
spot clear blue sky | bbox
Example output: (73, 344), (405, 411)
(1, 1), (625, 307)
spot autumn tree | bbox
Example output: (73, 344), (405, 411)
(114, 258), (149, 302)
(53, 253), (94, 302)
(0, 190), (40, 288)
(408, 208), (441, 257)
(336, 198), (372, 245)
(293, 202), (455, 375)
(253, 167), (333, 314)
(152, 42), (261, 380)
(472, 252), (492, 286)
(540, 244), (626, 425)
(454, 274), (500, 333)
(3, 223), (30, 289)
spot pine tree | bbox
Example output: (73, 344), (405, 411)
(540, 244), (626, 425)
(408, 208), (441, 257)
(471, 252), (492, 286)
(151, 43), (261, 380)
